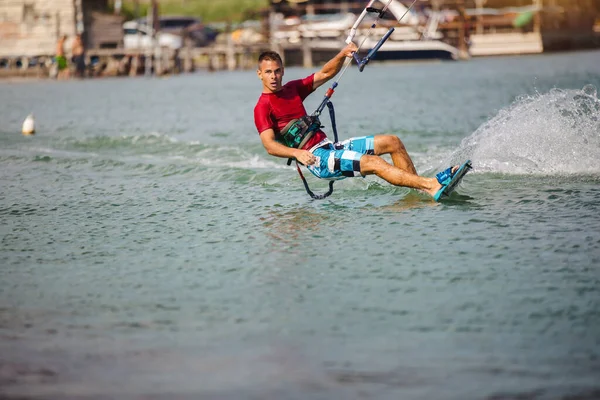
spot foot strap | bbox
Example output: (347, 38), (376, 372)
(435, 167), (454, 185)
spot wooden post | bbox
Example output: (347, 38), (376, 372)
(268, 11), (277, 50)
(183, 41), (193, 72)
(475, 0), (484, 34)
(165, 49), (173, 74)
(533, 0), (541, 33)
(457, 0), (469, 60)
(208, 49), (218, 71)
(20, 57), (29, 70)
(130, 55), (139, 76)
(274, 43), (284, 63)
(155, 47), (163, 75)
(241, 48), (250, 70)
(302, 39), (313, 68)
(226, 33), (236, 71)
(145, 1), (154, 76)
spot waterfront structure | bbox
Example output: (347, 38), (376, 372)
(0, 0), (122, 59)
(465, 0), (599, 53)
(1, 0), (597, 78)
(269, 0), (600, 56)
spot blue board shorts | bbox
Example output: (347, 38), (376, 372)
(307, 135), (375, 180)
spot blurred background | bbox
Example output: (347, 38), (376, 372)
(1, 0), (599, 78)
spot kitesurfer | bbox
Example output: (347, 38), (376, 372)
(253, 45), (457, 199)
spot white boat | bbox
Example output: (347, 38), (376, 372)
(355, 36), (458, 61)
(272, 0), (459, 62)
(308, 37), (458, 62)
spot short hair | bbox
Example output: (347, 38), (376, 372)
(258, 51), (283, 68)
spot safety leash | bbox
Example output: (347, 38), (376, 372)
(294, 101), (339, 199)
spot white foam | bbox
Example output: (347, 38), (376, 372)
(195, 151), (289, 170)
(129, 132), (179, 144)
(452, 85), (600, 175)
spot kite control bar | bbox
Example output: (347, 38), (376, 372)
(353, 27), (395, 72)
(349, 0), (420, 72)
(311, 0), (397, 117)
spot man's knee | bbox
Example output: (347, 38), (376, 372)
(376, 135), (405, 154)
(359, 154), (387, 175)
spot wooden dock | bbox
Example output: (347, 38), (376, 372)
(0, 43), (270, 79)
(0, 40), (381, 79)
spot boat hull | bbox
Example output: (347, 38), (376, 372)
(283, 39), (458, 66)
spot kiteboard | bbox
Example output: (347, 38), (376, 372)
(433, 160), (472, 202)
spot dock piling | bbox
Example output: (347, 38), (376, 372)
(302, 39), (313, 68)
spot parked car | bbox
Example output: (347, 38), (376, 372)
(185, 22), (219, 47)
(123, 20), (183, 50)
(157, 16), (198, 33)
(123, 16), (218, 49)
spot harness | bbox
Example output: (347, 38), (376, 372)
(286, 102), (340, 200)
(287, 0), (419, 200)
(278, 115), (322, 149)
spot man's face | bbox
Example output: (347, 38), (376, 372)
(257, 59), (284, 93)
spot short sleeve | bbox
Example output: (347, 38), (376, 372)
(295, 74), (315, 101)
(254, 99), (274, 134)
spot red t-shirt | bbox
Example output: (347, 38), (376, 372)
(254, 73), (327, 150)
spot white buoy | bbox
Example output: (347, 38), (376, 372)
(22, 113), (35, 135)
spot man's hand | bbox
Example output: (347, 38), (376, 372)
(313, 41), (359, 90)
(294, 149), (317, 166)
(260, 129), (317, 165)
(342, 42), (358, 59)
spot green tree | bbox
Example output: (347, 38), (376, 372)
(120, 0), (268, 22)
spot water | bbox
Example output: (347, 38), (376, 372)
(1, 50), (599, 400)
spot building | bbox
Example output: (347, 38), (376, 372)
(0, 0), (123, 58)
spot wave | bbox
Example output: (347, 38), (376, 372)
(450, 85), (600, 175)
(0, 132), (288, 180)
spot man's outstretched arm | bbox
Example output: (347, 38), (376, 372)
(260, 129), (316, 166)
(313, 42), (357, 90)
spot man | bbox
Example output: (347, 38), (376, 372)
(55, 35), (69, 79)
(71, 33), (86, 78)
(253, 43), (456, 199)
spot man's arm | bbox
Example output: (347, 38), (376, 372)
(312, 42), (357, 90)
(260, 129), (316, 166)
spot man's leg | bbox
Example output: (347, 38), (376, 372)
(360, 154), (444, 197)
(310, 141), (457, 198)
(373, 135), (417, 174)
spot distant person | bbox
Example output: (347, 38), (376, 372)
(253, 45), (462, 200)
(460, 8), (472, 51)
(71, 33), (86, 78)
(55, 34), (69, 79)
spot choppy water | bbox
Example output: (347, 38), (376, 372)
(1, 50), (599, 400)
